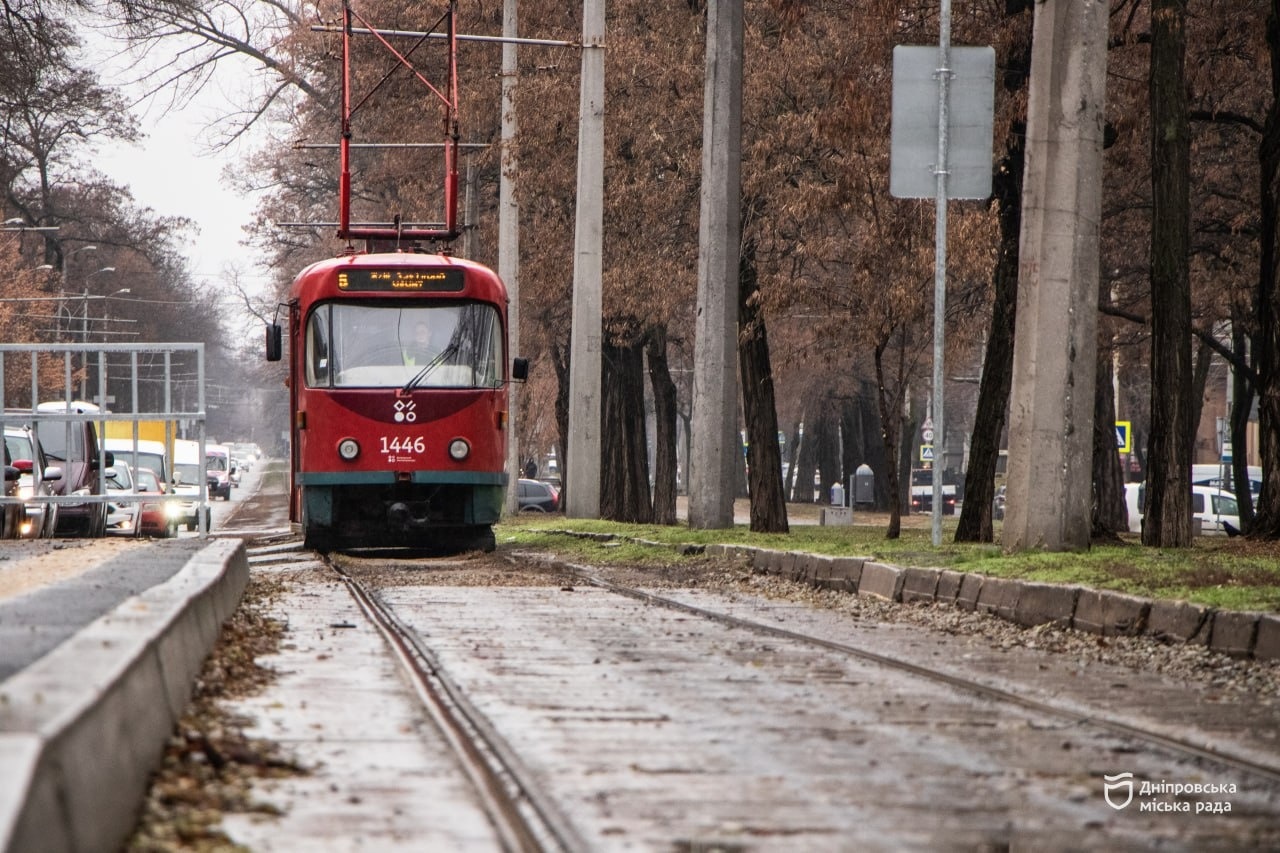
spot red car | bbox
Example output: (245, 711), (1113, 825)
(135, 466), (179, 538)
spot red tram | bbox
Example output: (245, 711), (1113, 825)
(265, 2), (526, 551)
(266, 253), (526, 552)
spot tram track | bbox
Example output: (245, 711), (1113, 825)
(322, 552), (588, 853)
(230, 538), (1280, 848)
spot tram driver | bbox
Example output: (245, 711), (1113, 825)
(401, 320), (438, 367)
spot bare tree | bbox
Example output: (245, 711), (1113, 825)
(1143, 0), (1194, 546)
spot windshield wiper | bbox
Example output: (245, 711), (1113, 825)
(401, 340), (461, 394)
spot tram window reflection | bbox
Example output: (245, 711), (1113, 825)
(310, 303), (504, 388)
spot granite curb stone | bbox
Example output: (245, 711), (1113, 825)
(0, 538), (249, 853)
(727, 543), (1279, 662)
(1073, 589), (1151, 637)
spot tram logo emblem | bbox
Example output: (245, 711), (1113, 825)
(394, 399), (417, 423)
(1103, 772), (1134, 810)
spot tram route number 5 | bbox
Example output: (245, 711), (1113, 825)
(381, 435), (426, 455)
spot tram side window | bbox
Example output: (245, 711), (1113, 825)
(306, 307), (331, 387)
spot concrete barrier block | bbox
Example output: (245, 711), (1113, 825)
(1146, 599), (1213, 644)
(0, 734), (72, 853)
(820, 507), (853, 526)
(1072, 590), (1150, 637)
(1254, 614), (1280, 662)
(975, 576), (1019, 620)
(900, 568), (942, 604)
(858, 562), (903, 602)
(1209, 611), (1260, 658)
(829, 557), (865, 593)
(752, 549), (781, 574)
(936, 570), (965, 604)
(0, 538), (249, 853)
(1012, 582), (1078, 629)
(808, 555), (834, 583)
(956, 574), (984, 611)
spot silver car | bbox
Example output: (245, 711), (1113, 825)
(4, 424), (61, 538)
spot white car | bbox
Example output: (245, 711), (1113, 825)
(1125, 482), (1240, 535)
(105, 462), (143, 537)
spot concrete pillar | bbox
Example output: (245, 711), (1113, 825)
(500, 0), (521, 515)
(1002, 0), (1108, 551)
(565, 0), (604, 518)
(688, 0), (743, 530)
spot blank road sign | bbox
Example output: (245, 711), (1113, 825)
(890, 45), (995, 200)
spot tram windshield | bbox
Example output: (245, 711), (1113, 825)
(305, 302), (504, 389)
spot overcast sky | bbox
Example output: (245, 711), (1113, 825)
(94, 98), (264, 283)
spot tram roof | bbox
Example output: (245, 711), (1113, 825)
(290, 251), (508, 304)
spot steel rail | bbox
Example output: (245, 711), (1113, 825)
(563, 563), (1280, 788)
(324, 556), (586, 853)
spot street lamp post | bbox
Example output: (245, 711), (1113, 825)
(59, 244), (97, 338)
(79, 267), (116, 399)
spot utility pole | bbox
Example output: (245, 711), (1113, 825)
(689, 0), (743, 529)
(500, 0), (522, 515)
(565, 0), (605, 518)
(1003, 0), (1108, 551)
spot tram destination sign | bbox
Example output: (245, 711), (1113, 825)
(337, 268), (465, 292)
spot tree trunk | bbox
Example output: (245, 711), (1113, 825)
(1143, 0), (1194, 547)
(600, 331), (652, 523)
(1092, 326), (1128, 540)
(956, 115), (1025, 542)
(815, 400), (843, 504)
(1232, 323), (1257, 530)
(738, 237), (789, 533)
(553, 340), (571, 508)
(874, 331), (906, 539)
(793, 402), (819, 503)
(1251, 0), (1280, 538)
(784, 421), (802, 500)
(840, 386), (889, 508)
(646, 324), (679, 525)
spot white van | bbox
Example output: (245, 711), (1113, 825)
(171, 439), (211, 531)
(1125, 482), (1241, 535)
(103, 437), (169, 487)
(206, 443), (234, 500)
(1191, 464), (1259, 498)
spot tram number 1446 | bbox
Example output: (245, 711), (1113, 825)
(381, 435), (427, 455)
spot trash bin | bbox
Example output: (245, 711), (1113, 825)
(830, 481), (845, 507)
(854, 464), (875, 505)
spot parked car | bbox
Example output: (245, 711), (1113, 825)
(34, 401), (113, 537)
(518, 478), (560, 512)
(0, 438), (25, 539)
(134, 466), (179, 538)
(1124, 482), (1241, 536)
(4, 423), (61, 538)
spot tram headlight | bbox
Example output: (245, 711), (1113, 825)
(448, 438), (470, 461)
(337, 438), (360, 461)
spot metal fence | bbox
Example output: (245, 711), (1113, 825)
(0, 343), (210, 538)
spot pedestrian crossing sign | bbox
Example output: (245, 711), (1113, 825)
(1115, 421), (1131, 454)
(920, 444), (934, 462)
